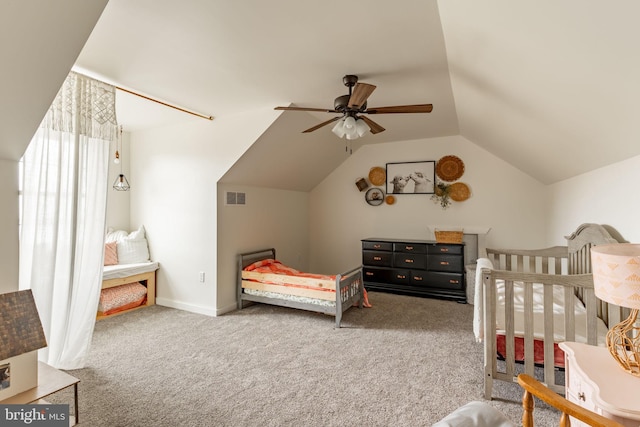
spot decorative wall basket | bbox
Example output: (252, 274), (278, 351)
(368, 166), (386, 186)
(436, 155), (465, 182)
(449, 182), (471, 202)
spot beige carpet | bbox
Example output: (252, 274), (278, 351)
(52, 292), (560, 426)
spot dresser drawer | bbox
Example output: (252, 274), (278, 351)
(362, 267), (392, 284)
(427, 254), (463, 272)
(363, 250), (393, 267)
(389, 268), (411, 285)
(363, 241), (393, 251)
(427, 244), (463, 255)
(393, 253), (426, 269)
(393, 242), (426, 253)
(410, 271), (428, 286)
(426, 272), (464, 290)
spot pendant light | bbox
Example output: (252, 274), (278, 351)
(112, 125), (130, 191)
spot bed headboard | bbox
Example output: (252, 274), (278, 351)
(565, 223), (626, 326)
(565, 223), (622, 274)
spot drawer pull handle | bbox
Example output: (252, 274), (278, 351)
(373, 256), (382, 261)
(578, 392), (585, 401)
(406, 246), (414, 251)
(440, 261), (450, 265)
(414, 276), (423, 281)
(441, 248), (449, 252)
(365, 272), (374, 276)
(397, 275), (406, 279)
(405, 259), (414, 263)
(449, 280), (459, 284)
(373, 244), (381, 249)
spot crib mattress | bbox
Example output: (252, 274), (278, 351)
(494, 280), (607, 368)
(103, 261), (159, 280)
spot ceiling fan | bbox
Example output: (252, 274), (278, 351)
(275, 75), (432, 138)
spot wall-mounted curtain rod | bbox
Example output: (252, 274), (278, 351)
(73, 70), (213, 121)
(115, 85), (213, 121)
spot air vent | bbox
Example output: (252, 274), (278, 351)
(225, 191), (246, 206)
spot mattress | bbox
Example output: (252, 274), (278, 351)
(494, 281), (607, 367)
(103, 261), (159, 280)
(242, 258), (338, 305)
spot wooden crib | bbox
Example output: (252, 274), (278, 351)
(480, 223), (626, 398)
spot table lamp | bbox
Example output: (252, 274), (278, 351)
(591, 243), (640, 376)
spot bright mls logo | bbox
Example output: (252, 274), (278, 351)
(1, 405), (68, 426)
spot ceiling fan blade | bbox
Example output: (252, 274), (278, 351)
(275, 106), (338, 113)
(359, 116), (385, 134)
(365, 104), (433, 114)
(302, 116), (340, 133)
(348, 83), (376, 109)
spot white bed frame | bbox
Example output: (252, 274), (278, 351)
(482, 223), (625, 398)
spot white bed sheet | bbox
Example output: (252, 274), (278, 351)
(473, 258), (607, 345)
(103, 261), (159, 280)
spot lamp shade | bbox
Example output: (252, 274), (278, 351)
(591, 243), (640, 309)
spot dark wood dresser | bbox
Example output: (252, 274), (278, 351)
(361, 238), (466, 303)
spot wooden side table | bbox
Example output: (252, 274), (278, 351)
(1, 362), (79, 426)
(560, 341), (640, 426)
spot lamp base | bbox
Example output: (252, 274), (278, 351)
(606, 308), (640, 376)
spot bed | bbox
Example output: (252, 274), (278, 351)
(98, 226), (159, 319)
(237, 248), (365, 327)
(477, 223), (626, 398)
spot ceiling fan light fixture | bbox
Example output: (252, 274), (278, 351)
(355, 118), (369, 137)
(331, 119), (346, 138)
(343, 116), (356, 130)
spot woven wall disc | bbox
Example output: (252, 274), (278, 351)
(368, 167), (386, 186)
(449, 182), (471, 202)
(436, 155), (465, 182)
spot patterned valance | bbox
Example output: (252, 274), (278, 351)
(41, 71), (118, 140)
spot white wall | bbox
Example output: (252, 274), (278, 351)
(0, 159), (19, 294)
(217, 184), (309, 313)
(105, 132), (131, 231)
(547, 154), (640, 244)
(129, 108), (280, 316)
(309, 135), (549, 273)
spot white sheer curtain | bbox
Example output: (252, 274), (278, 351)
(20, 72), (117, 369)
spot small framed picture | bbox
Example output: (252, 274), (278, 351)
(386, 161), (435, 194)
(0, 363), (10, 390)
(365, 187), (385, 206)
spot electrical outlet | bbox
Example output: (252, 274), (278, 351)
(199, 272), (205, 283)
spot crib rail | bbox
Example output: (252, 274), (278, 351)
(482, 269), (598, 398)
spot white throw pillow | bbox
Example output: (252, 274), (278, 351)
(432, 401), (515, 427)
(108, 225), (150, 264)
(105, 227), (128, 243)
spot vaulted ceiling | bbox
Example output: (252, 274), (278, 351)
(6, 1), (640, 186)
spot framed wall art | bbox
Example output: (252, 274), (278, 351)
(385, 161), (435, 194)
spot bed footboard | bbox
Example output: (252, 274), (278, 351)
(334, 266), (364, 328)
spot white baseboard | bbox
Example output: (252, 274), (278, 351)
(156, 297), (216, 317)
(155, 297), (238, 317)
